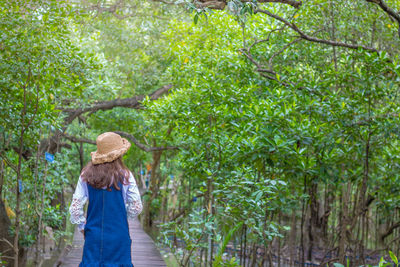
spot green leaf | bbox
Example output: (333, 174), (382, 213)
(389, 251), (398, 265)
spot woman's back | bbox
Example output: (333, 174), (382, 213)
(83, 183), (132, 265)
(69, 132), (142, 267)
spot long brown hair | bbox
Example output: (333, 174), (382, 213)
(81, 157), (130, 190)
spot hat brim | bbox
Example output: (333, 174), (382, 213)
(91, 138), (131, 165)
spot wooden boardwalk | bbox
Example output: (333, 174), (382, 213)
(57, 218), (166, 267)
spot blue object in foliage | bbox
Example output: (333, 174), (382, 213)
(192, 197), (197, 202)
(169, 174), (174, 180)
(140, 170), (144, 175)
(18, 180), (23, 193)
(145, 179), (149, 188)
(45, 152), (54, 163)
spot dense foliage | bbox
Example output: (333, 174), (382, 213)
(0, 0), (400, 266)
(146, 6), (400, 265)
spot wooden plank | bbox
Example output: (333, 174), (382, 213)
(58, 218), (166, 267)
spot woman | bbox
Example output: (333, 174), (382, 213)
(69, 132), (143, 266)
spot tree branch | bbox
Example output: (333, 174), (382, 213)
(239, 48), (292, 87)
(268, 38), (301, 67)
(350, 112), (399, 126)
(251, 0), (302, 8)
(196, 1), (226, 10)
(365, 0), (400, 38)
(195, 0), (302, 10)
(0, 151), (18, 173)
(255, 8), (378, 53)
(381, 221), (400, 240)
(152, 0), (175, 4)
(60, 84), (172, 125)
(170, 193), (205, 221)
(115, 131), (179, 152)
(61, 134), (96, 145)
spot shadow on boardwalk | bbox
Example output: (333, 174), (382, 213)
(57, 218), (166, 267)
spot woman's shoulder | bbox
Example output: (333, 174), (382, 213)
(126, 170), (134, 183)
(77, 176), (89, 189)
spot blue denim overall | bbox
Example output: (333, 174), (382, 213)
(79, 183), (133, 267)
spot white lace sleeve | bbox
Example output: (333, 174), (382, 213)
(69, 177), (88, 230)
(125, 172), (143, 219)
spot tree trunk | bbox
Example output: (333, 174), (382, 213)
(300, 174), (307, 265)
(307, 181), (318, 261)
(289, 208), (297, 267)
(0, 199), (13, 267)
(13, 87), (27, 267)
(142, 146), (162, 229)
(339, 182), (351, 264)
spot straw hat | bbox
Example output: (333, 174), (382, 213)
(91, 132), (131, 165)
